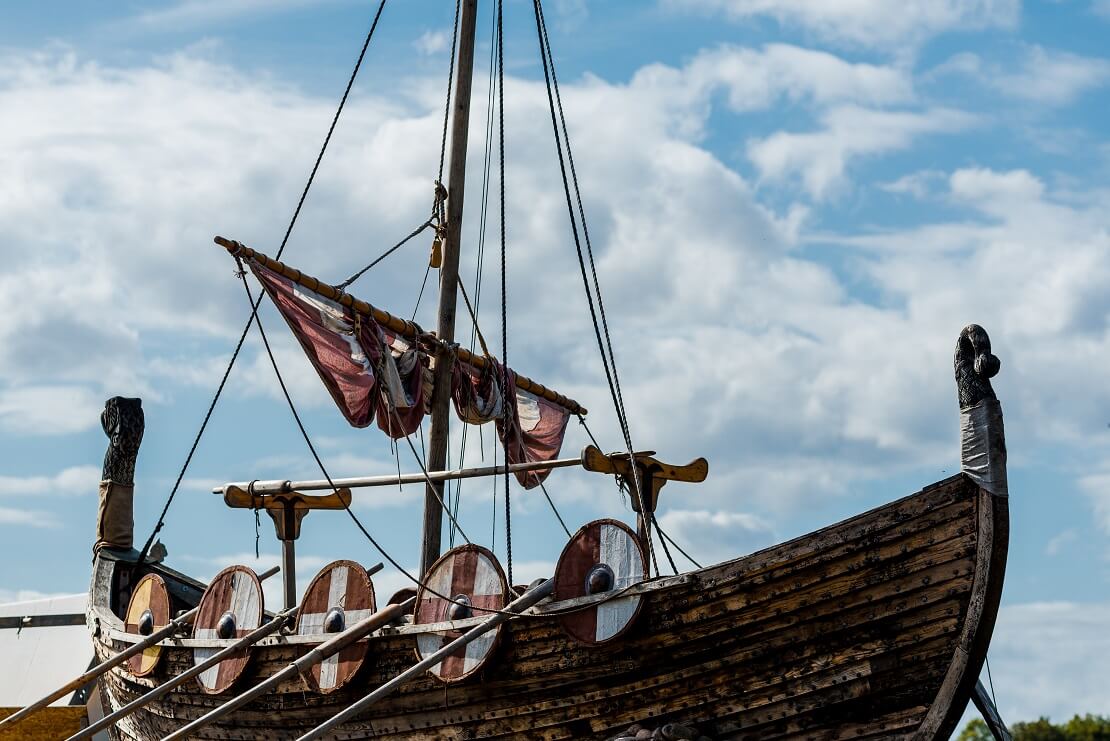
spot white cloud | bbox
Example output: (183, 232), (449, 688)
(0, 588), (75, 604)
(996, 46), (1110, 105)
(1078, 473), (1110, 534)
(935, 46), (1110, 106)
(1, 42), (1107, 553)
(656, 509), (776, 565)
(0, 386), (105, 436)
(0, 466), (101, 497)
(125, 0), (334, 31)
(662, 0), (1020, 50)
(985, 601), (1110, 722)
(1044, 529), (1078, 556)
(622, 44), (912, 144)
(414, 30), (449, 57)
(748, 105), (977, 199)
(1096, 0), (1110, 19)
(880, 169), (946, 199)
(0, 508), (60, 528)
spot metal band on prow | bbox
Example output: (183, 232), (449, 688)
(955, 324), (1007, 497)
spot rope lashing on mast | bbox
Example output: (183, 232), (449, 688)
(530, 0), (669, 576)
(134, 0), (390, 567)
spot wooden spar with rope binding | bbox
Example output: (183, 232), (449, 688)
(0, 565), (280, 735)
(214, 237), (586, 417)
(161, 596), (416, 741)
(212, 454), (587, 495)
(296, 578), (556, 741)
(67, 604), (301, 741)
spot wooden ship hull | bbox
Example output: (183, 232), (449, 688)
(88, 470), (1006, 740)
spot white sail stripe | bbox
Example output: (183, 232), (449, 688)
(319, 653), (339, 689)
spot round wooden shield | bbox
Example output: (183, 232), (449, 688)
(191, 565), (263, 694)
(413, 544), (508, 683)
(124, 573), (170, 677)
(554, 518), (647, 645)
(295, 560), (377, 693)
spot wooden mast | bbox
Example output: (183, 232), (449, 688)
(421, 0), (479, 577)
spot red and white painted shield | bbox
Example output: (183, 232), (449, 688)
(191, 565), (263, 694)
(414, 545), (508, 683)
(554, 519), (646, 645)
(296, 560), (377, 693)
(124, 573), (170, 677)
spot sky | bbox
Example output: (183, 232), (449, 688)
(0, 0), (1108, 731)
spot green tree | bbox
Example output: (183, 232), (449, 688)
(958, 715), (1110, 741)
(958, 719), (993, 741)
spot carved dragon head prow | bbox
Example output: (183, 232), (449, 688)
(95, 396), (144, 554)
(954, 325), (1007, 496)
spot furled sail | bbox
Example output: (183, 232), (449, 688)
(247, 255), (569, 488)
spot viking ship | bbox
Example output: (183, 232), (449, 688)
(1, 2), (1011, 740)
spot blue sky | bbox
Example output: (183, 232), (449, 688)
(1, 0), (1109, 729)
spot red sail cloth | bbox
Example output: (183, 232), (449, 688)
(250, 258), (570, 484)
(249, 259), (384, 428)
(455, 360), (571, 489)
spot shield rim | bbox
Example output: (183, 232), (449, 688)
(295, 559), (376, 694)
(190, 564), (263, 695)
(412, 543), (508, 683)
(553, 517), (647, 646)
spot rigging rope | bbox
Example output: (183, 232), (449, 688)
(497, 0), (513, 589)
(451, 0), (501, 553)
(135, 0), (390, 566)
(337, 218), (433, 290)
(530, 0), (664, 576)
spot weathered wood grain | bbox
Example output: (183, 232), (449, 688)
(92, 474), (1004, 740)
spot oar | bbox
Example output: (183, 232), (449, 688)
(162, 595), (416, 741)
(0, 564), (280, 734)
(297, 577), (555, 741)
(72, 560), (383, 739)
(68, 605), (299, 741)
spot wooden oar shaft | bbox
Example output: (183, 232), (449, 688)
(68, 606), (299, 741)
(162, 596), (415, 741)
(0, 565), (278, 734)
(214, 455), (584, 495)
(215, 236), (587, 415)
(297, 578), (556, 741)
